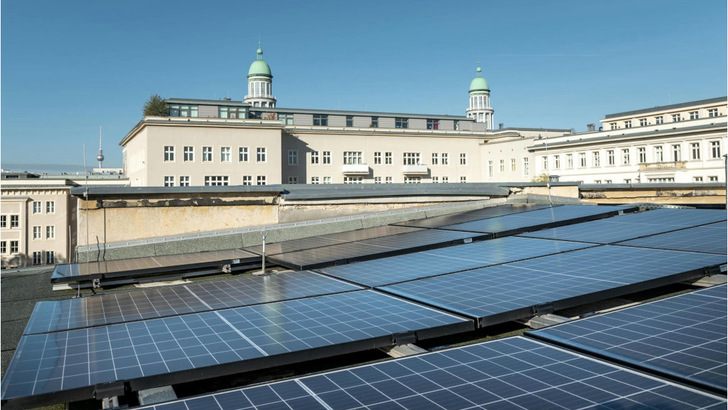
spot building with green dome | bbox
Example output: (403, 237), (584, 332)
(466, 66), (494, 129)
(243, 43), (276, 108)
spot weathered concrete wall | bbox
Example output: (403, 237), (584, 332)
(580, 187), (726, 205)
(516, 185), (580, 198)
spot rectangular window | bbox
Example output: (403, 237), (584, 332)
(33, 252), (42, 265)
(311, 177), (320, 184)
(45, 201), (55, 214)
(624, 179), (631, 183)
(552, 156), (559, 170)
(709, 176), (718, 182)
(499, 159), (505, 172)
(403, 152), (421, 165)
(708, 109), (718, 117)
(242, 175), (252, 185)
(374, 176), (382, 184)
(219, 106), (246, 119)
(488, 161), (494, 177)
(374, 152), (382, 165)
(179, 176), (190, 186)
(655, 116), (664, 124)
(648, 177), (675, 183)
(395, 118), (408, 129)
(323, 151), (331, 164)
(689, 111), (699, 120)
(164, 146), (175, 162)
(288, 176), (298, 184)
(313, 114), (328, 126)
(593, 151), (601, 167)
(279, 113), (294, 125)
(343, 151), (363, 165)
(1, 215), (6, 228)
(639, 118), (647, 127)
(344, 176), (363, 184)
(431, 176), (438, 183)
(385, 152), (392, 165)
(691, 143), (701, 160)
(694, 176), (703, 182)
(32, 201), (42, 214)
(431, 153), (438, 165)
(605, 180), (612, 184)
(202, 146), (213, 162)
(638, 147), (647, 163)
(385, 177), (393, 183)
(542, 156), (548, 170)
(346, 115), (354, 127)
(0, 242), (5, 254)
(460, 153), (467, 165)
(711, 141), (721, 158)
(622, 149), (630, 164)
(183, 146), (194, 162)
(579, 152), (586, 167)
(257, 176), (267, 185)
(371, 117), (379, 128)
(510, 158), (516, 172)
(164, 176), (174, 187)
(10, 241), (18, 254)
(566, 154), (573, 168)
(220, 147), (231, 162)
(441, 153), (449, 165)
(288, 150), (298, 166)
(10, 215), (19, 228)
(672, 114), (681, 122)
(239, 147), (249, 162)
(672, 144), (681, 162)
(460, 176), (467, 183)
(426, 119), (439, 130)
(404, 176), (421, 184)
(204, 176), (229, 186)
(257, 147), (267, 162)
(46, 251), (55, 264)
(624, 120), (632, 128)
(522, 158), (529, 175)
(441, 176), (449, 183)
(33, 226), (42, 240)
(610, 123), (617, 130)
(311, 151), (320, 164)
(168, 104), (198, 118)
(607, 150), (615, 165)
(46, 226), (55, 239)
(323, 176), (332, 184)
(655, 146), (663, 162)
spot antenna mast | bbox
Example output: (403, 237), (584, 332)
(96, 126), (105, 169)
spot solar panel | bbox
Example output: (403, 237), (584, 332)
(617, 222), (727, 254)
(244, 225), (423, 257)
(25, 271), (362, 335)
(51, 249), (259, 284)
(269, 229), (487, 270)
(320, 236), (594, 287)
(393, 203), (548, 228)
(135, 336), (725, 409)
(522, 208), (727, 244)
(379, 246), (726, 327)
(438, 205), (632, 235)
(1, 291), (472, 407)
(529, 284), (727, 394)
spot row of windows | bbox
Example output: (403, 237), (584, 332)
(31, 226), (55, 240)
(488, 158), (530, 177)
(590, 176), (719, 184)
(609, 109), (720, 130)
(1, 241), (19, 254)
(163, 175), (268, 187)
(164, 146), (268, 163)
(31, 201), (56, 214)
(541, 141), (722, 170)
(310, 152), (468, 166)
(31, 250), (55, 265)
(0, 215), (19, 228)
(310, 176), (468, 184)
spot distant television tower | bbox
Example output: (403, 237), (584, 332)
(96, 126), (105, 168)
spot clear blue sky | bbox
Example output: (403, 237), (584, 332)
(2, 0), (726, 172)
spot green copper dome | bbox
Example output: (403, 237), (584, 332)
(248, 46), (272, 78)
(469, 66), (489, 92)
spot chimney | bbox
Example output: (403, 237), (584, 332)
(587, 123), (595, 132)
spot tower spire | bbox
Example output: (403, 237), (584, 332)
(96, 125), (104, 168)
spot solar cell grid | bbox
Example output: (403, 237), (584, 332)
(522, 208), (727, 244)
(1, 291), (472, 404)
(617, 222), (727, 254)
(137, 336), (725, 409)
(379, 246), (726, 327)
(529, 284), (727, 394)
(439, 204), (629, 234)
(393, 203), (547, 228)
(24, 271), (362, 335)
(320, 236), (594, 287)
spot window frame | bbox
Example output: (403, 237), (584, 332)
(164, 146), (175, 162)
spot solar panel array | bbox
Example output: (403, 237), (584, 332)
(521, 208), (727, 244)
(1, 291), (472, 403)
(51, 249), (259, 283)
(379, 246), (726, 327)
(25, 271), (362, 335)
(393, 203), (547, 228)
(437, 204), (632, 235)
(320, 236), (594, 287)
(136, 336), (726, 410)
(529, 284), (727, 394)
(269, 229), (487, 270)
(617, 222), (727, 254)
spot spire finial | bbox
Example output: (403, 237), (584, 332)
(257, 42), (263, 59)
(96, 125), (104, 168)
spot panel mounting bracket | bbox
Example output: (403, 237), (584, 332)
(392, 331), (417, 346)
(533, 302), (554, 315)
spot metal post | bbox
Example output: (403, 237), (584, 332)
(260, 231), (268, 275)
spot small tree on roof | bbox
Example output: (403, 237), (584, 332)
(143, 94), (168, 116)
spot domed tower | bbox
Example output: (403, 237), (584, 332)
(466, 64), (494, 130)
(243, 43), (276, 108)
